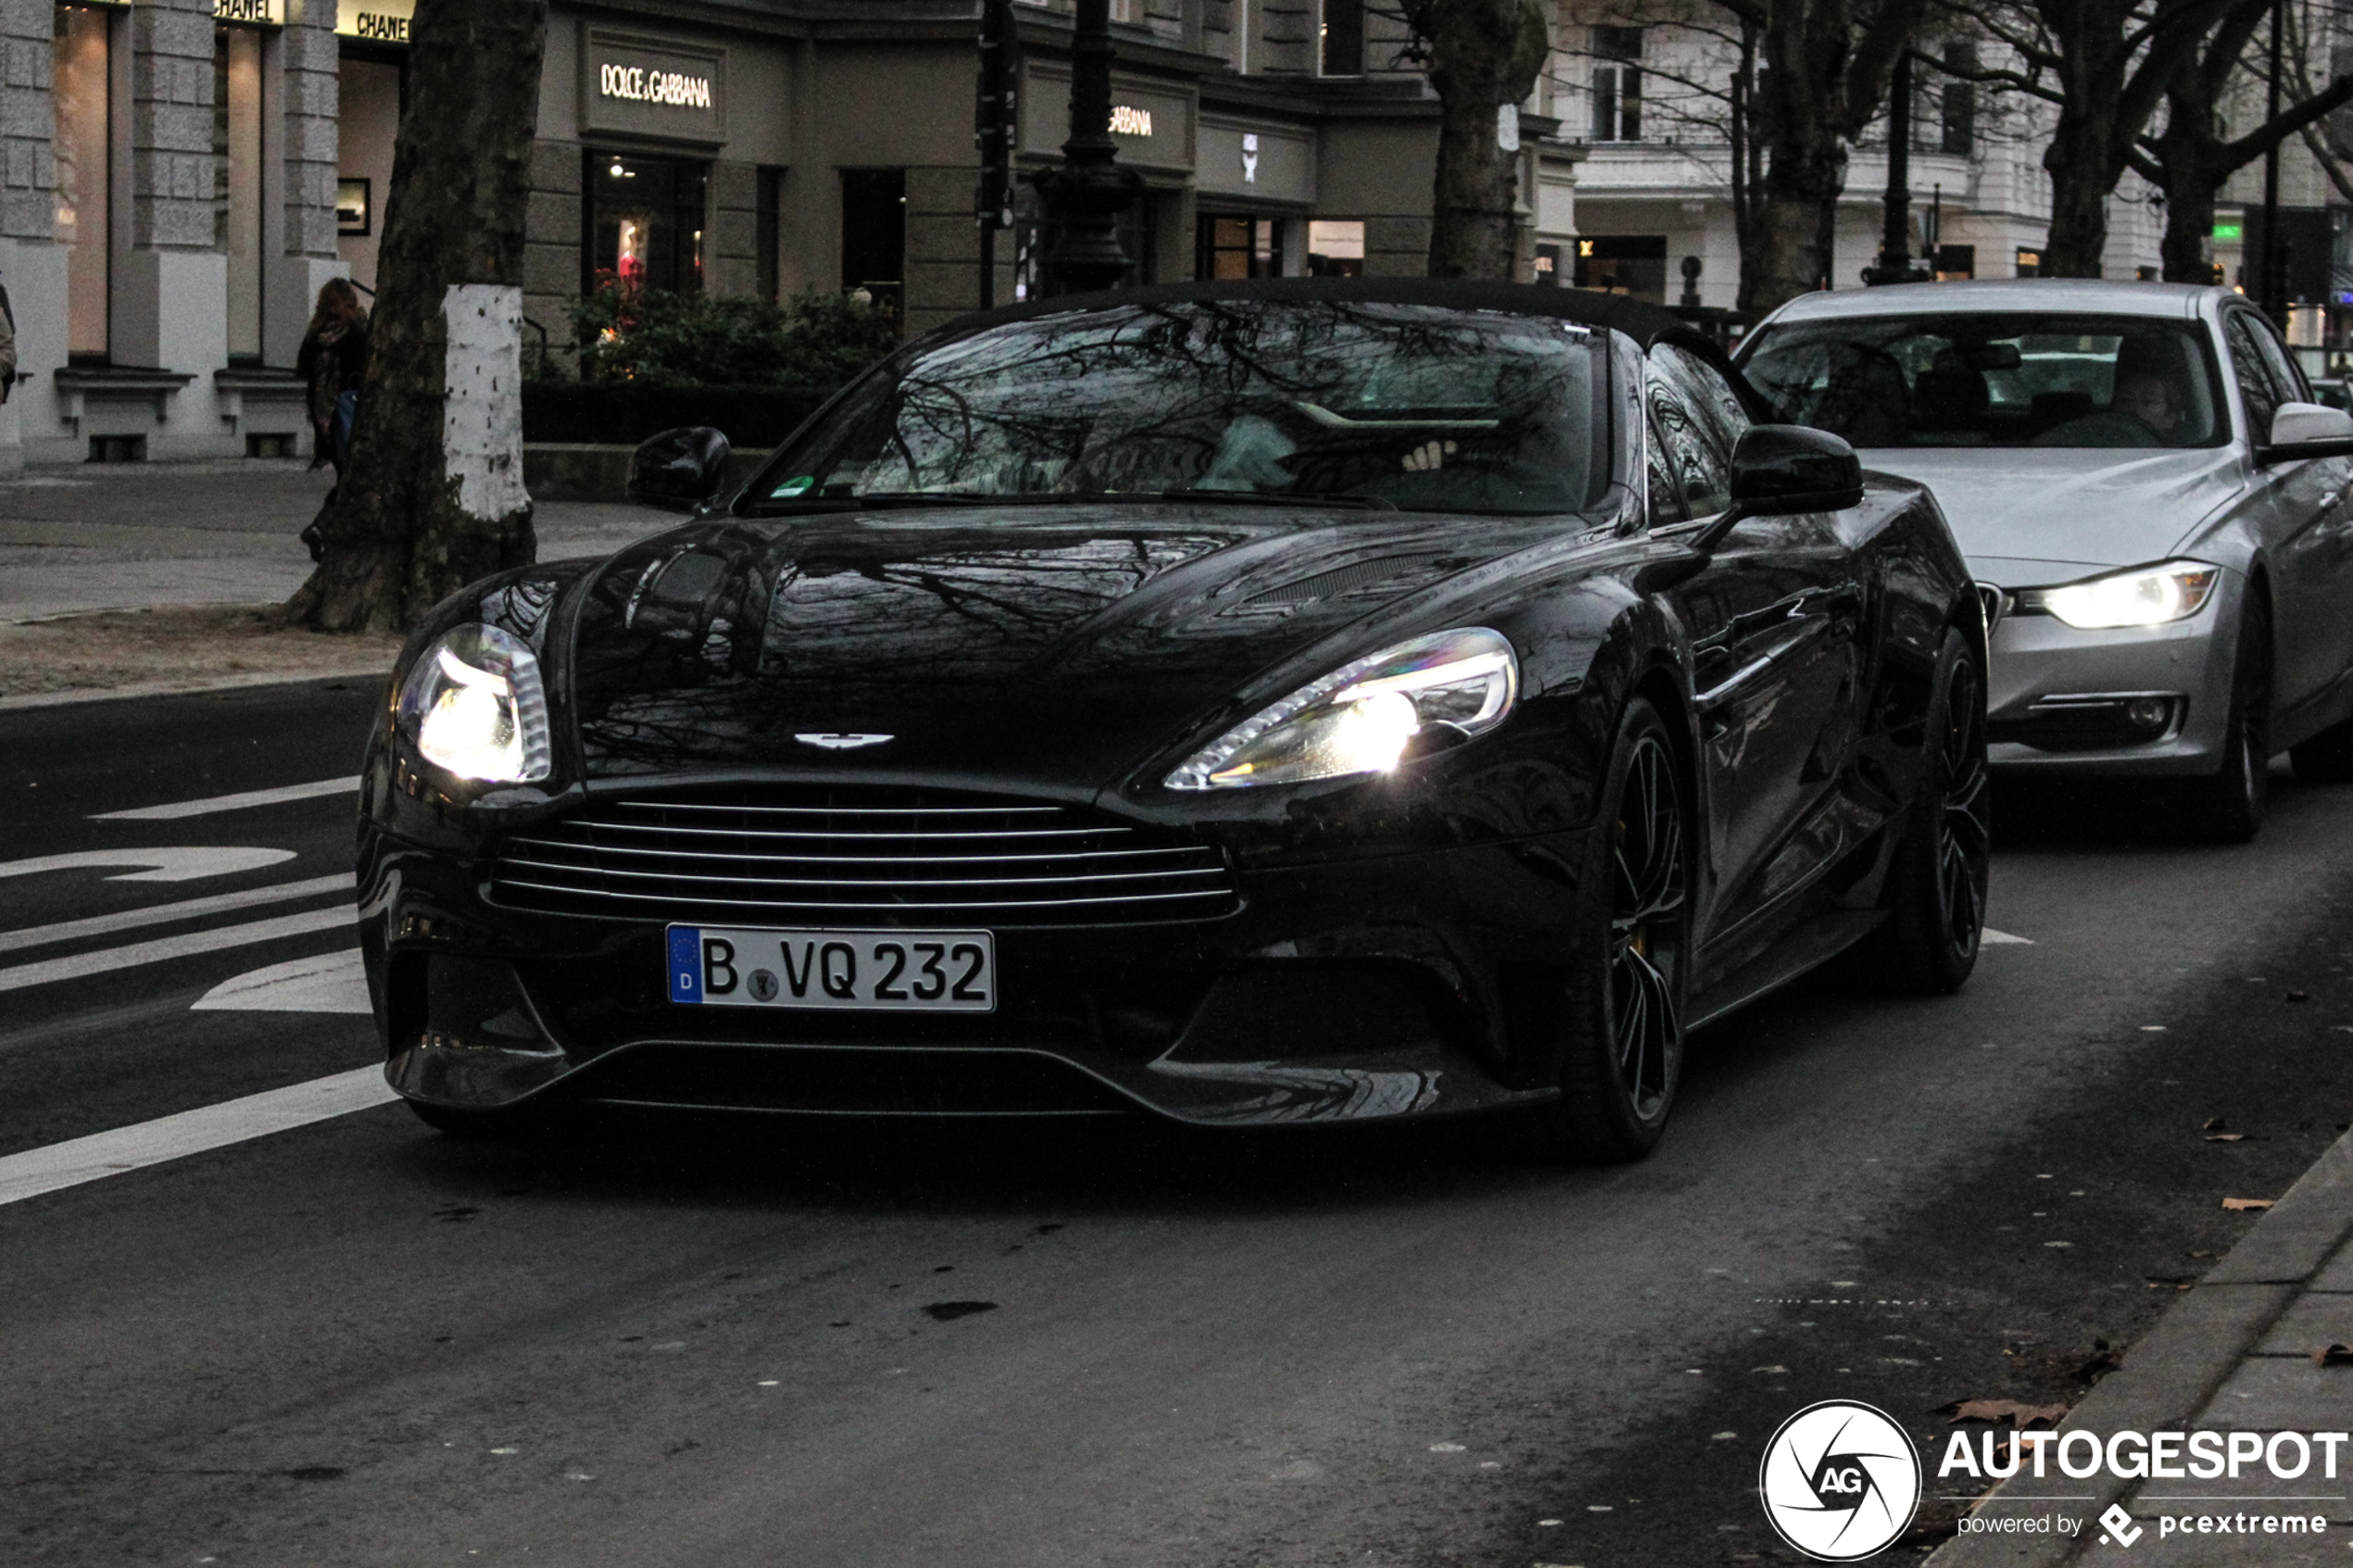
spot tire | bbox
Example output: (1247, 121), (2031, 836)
(2290, 711), (2353, 783)
(2178, 596), (2271, 842)
(1861, 626), (1990, 994)
(1518, 695), (1691, 1163)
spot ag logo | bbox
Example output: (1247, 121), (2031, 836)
(1757, 1400), (1922, 1562)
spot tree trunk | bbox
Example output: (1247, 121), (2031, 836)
(283, 0), (549, 634)
(2152, 109), (2227, 282)
(1404, 0), (1550, 278)
(2041, 116), (2119, 276)
(1736, 0), (1922, 316)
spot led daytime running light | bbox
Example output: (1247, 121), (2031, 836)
(2024, 560), (2220, 630)
(1165, 627), (1519, 790)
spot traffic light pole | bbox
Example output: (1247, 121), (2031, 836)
(975, 0), (1020, 310)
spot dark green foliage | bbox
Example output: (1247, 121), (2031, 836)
(569, 285), (900, 395)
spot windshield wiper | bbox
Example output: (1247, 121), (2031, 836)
(1157, 488), (1397, 510)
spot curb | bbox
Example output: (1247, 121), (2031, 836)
(0, 667), (392, 712)
(1923, 1124), (2353, 1566)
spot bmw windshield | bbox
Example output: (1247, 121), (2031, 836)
(748, 299), (1609, 516)
(1741, 313), (2229, 450)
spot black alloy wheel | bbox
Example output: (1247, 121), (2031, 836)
(1526, 696), (1690, 1162)
(2180, 596), (2271, 842)
(1866, 626), (1990, 993)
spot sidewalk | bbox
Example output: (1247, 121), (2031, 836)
(0, 461), (676, 705)
(1930, 1127), (2353, 1565)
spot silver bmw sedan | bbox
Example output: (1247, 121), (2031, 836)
(1739, 279), (2353, 839)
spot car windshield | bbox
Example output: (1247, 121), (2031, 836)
(748, 299), (1606, 516)
(1740, 312), (2227, 450)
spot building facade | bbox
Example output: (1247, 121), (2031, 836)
(0, 0), (1584, 473)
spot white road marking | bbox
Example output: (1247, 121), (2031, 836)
(1982, 928), (2034, 945)
(0, 1067), (396, 1208)
(0, 907), (354, 995)
(0, 847), (295, 884)
(91, 776), (360, 822)
(193, 949), (370, 1014)
(0, 872), (354, 956)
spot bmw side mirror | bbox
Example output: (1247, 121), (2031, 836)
(629, 426), (734, 511)
(2257, 401), (2353, 465)
(1692, 425), (1866, 550)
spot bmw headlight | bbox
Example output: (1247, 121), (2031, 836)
(1165, 628), (1518, 790)
(396, 623), (552, 783)
(2020, 560), (2219, 630)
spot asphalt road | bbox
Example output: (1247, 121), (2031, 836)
(4, 680), (2351, 1568)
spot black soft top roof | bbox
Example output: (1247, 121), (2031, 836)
(934, 274), (1720, 358)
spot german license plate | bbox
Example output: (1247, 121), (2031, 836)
(665, 924), (996, 1013)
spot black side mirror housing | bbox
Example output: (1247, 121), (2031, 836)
(1727, 424), (1866, 514)
(628, 426), (733, 511)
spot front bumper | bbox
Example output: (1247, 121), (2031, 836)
(364, 823), (1591, 1129)
(1984, 581), (2238, 776)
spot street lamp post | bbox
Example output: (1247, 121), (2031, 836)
(1033, 0), (1139, 295)
(1862, 50), (1930, 287)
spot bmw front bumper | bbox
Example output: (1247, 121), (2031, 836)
(1983, 572), (2242, 776)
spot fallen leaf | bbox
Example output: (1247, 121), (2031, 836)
(2223, 1197), (2275, 1210)
(2202, 1117), (2228, 1132)
(2145, 1274), (2197, 1290)
(1940, 1399), (2070, 1427)
(921, 1300), (999, 1321)
(2206, 1133), (2246, 1142)
(2316, 1344), (2353, 1368)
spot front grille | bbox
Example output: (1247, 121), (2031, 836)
(488, 786), (1241, 926)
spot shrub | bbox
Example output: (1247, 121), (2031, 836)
(569, 284), (900, 396)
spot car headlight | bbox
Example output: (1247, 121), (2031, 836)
(1165, 627), (1518, 790)
(2020, 560), (2219, 629)
(396, 623), (552, 783)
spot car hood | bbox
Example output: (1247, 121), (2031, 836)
(1855, 446), (2244, 583)
(560, 503), (1565, 787)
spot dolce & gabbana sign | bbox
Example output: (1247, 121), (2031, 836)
(581, 31), (727, 144)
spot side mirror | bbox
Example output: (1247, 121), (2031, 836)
(2258, 401), (2353, 465)
(628, 426), (733, 511)
(1689, 425), (1866, 552)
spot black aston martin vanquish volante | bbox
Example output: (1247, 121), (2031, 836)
(360, 279), (1989, 1160)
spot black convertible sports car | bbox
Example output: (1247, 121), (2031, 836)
(359, 278), (1989, 1160)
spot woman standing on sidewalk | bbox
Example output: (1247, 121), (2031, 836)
(295, 279), (370, 562)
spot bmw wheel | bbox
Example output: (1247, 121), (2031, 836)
(1523, 696), (1691, 1162)
(2180, 596), (2271, 842)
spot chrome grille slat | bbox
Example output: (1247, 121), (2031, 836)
(500, 838), (1209, 869)
(488, 786), (1239, 926)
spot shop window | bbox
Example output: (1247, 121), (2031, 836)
(55, 4), (111, 362)
(1534, 244), (1565, 285)
(1198, 215), (1283, 280)
(1306, 219), (1363, 276)
(215, 24), (265, 362)
(1934, 244), (1975, 282)
(2015, 247), (2041, 278)
(1592, 27), (1642, 144)
(336, 49), (404, 296)
(842, 168), (906, 327)
(1575, 235), (1667, 302)
(587, 152), (708, 296)
(1320, 0), (1363, 76)
(757, 167), (785, 302)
